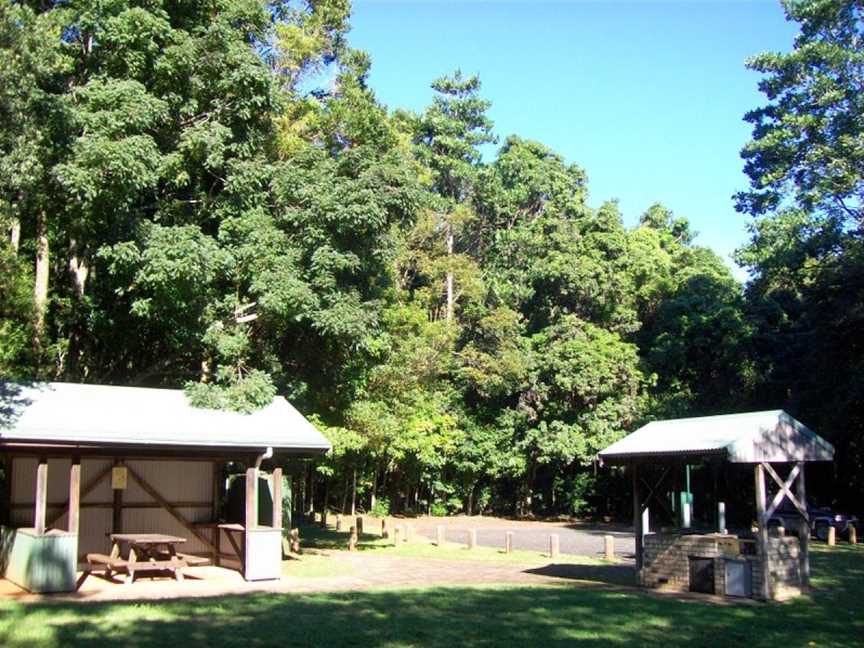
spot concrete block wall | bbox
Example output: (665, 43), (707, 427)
(766, 536), (802, 599)
(642, 533), (801, 600)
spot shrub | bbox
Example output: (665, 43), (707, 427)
(370, 497), (390, 518)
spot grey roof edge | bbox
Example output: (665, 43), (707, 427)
(598, 409), (834, 464)
(0, 437), (332, 454)
(778, 410), (835, 454)
(599, 448), (728, 464)
(0, 380), (333, 454)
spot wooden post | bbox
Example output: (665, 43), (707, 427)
(336, 514), (342, 532)
(356, 516), (363, 536)
(436, 526), (445, 547)
(381, 518), (389, 538)
(505, 531), (513, 554)
(112, 459), (123, 534)
(549, 534), (559, 559)
(632, 463), (643, 578)
(604, 534), (615, 561)
(68, 457), (81, 534)
(850, 525), (858, 545)
(320, 508), (327, 529)
(755, 463), (771, 600)
(467, 529), (477, 550)
(827, 526), (836, 546)
(245, 466), (258, 530)
(272, 467), (283, 531)
(796, 462), (810, 589)
(348, 526), (357, 551)
(212, 461), (222, 525)
(34, 458), (48, 535)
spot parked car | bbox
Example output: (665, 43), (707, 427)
(768, 497), (858, 541)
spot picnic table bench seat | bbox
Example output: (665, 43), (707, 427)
(173, 552), (210, 566)
(86, 552), (129, 572)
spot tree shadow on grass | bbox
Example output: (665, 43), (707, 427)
(1, 545), (861, 647)
(295, 524), (389, 552)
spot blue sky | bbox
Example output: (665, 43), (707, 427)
(346, 1), (798, 278)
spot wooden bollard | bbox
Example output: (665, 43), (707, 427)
(604, 534), (615, 561)
(393, 526), (401, 545)
(849, 525), (858, 545)
(505, 531), (513, 554)
(290, 528), (301, 553)
(336, 514), (342, 532)
(320, 509), (327, 528)
(381, 518), (389, 539)
(549, 533), (559, 559)
(348, 526), (358, 551)
(468, 529), (477, 550)
(827, 526), (836, 546)
(436, 526), (445, 547)
(356, 516), (363, 536)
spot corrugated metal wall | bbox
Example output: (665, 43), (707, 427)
(10, 457), (215, 558)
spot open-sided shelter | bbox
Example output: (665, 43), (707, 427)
(0, 381), (330, 593)
(599, 410), (834, 601)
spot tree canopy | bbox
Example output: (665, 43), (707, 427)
(1, 0), (860, 519)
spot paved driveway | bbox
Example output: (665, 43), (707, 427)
(411, 522), (635, 559)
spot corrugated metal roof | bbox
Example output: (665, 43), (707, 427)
(598, 410), (834, 464)
(0, 381), (331, 454)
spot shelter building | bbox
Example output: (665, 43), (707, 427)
(599, 410), (834, 601)
(0, 381), (330, 593)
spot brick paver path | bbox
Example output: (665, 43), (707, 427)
(1, 550), (635, 603)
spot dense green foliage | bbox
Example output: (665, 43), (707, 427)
(734, 0), (864, 513)
(1, 0), (860, 518)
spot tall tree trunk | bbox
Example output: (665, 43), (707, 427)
(341, 477), (348, 514)
(67, 238), (89, 298)
(350, 468), (357, 517)
(9, 216), (20, 254)
(306, 463), (314, 516)
(445, 222), (454, 321)
(33, 210), (49, 347)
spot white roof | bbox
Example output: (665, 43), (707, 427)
(599, 410), (834, 464)
(0, 381), (331, 455)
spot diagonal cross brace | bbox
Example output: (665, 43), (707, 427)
(763, 462), (808, 521)
(640, 466), (673, 518)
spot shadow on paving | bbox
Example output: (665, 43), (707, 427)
(523, 562), (636, 587)
(0, 546), (861, 647)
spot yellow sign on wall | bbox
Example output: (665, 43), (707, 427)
(111, 466), (128, 490)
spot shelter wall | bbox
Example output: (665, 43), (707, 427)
(9, 457), (216, 559)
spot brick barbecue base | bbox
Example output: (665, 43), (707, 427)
(642, 533), (802, 601)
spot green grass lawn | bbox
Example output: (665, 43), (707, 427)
(1, 545), (862, 647)
(295, 523), (611, 566)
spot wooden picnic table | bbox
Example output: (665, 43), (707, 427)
(86, 533), (189, 584)
(111, 533), (188, 584)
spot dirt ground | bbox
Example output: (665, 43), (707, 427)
(0, 552), (633, 604)
(0, 518), (641, 604)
